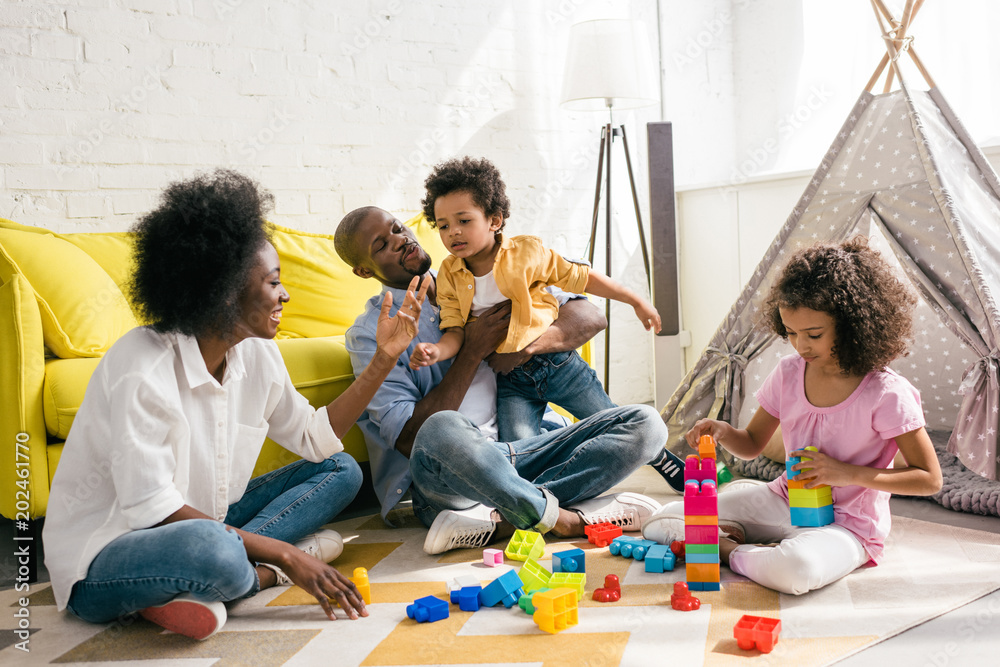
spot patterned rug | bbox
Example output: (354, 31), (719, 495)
(6, 508), (1000, 667)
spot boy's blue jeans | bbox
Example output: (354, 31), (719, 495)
(409, 404), (666, 533)
(496, 350), (615, 442)
(66, 452), (361, 623)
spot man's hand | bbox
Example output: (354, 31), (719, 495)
(487, 349), (530, 375)
(463, 301), (511, 360)
(279, 549), (369, 621)
(375, 275), (430, 360)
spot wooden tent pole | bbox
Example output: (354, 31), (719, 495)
(865, 53), (891, 93)
(907, 46), (938, 89)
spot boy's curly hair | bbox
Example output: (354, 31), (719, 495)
(764, 236), (917, 376)
(129, 169), (274, 338)
(421, 156), (511, 231)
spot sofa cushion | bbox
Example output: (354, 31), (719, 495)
(0, 226), (137, 358)
(0, 273), (49, 518)
(59, 231), (134, 293)
(43, 357), (101, 439)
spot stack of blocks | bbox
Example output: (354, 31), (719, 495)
(684, 435), (721, 591)
(787, 445), (834, 526)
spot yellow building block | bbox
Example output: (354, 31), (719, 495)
(532, 588), (579, 634)
(685, 514), (719, 526)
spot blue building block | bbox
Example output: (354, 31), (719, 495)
(688, 581), (721, 592)
(551, 548), (586, 573)
(609, 536), (658, 561)
(790, 505), (834, 527)
(407, 596), (449, 623)
(643, 544), (677, 573)
(479, 570), (524, 608)
(449, 585), (482, 612)
(685, 552), (721, 564)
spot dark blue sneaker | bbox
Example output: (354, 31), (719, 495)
(649, 449), (686, 494)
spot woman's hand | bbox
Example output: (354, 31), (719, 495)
(788, 448), (853, 488)
(278, 549), (369, 621)
(375, 275), (430, 360)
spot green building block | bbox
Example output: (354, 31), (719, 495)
(548, 572), (586, 600)
(505, 529), (545, 561)
(518, 558), (552, 591)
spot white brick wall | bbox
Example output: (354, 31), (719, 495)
(0, 0), (663, 404)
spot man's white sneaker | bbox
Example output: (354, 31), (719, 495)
(294, 529), (344, 563)
(424, 505), (497, 555)
(641, 508), (685, 545)
(722, 477), (768, 494)
(566, 492), (660, 531)
(139, 594), (226, 640)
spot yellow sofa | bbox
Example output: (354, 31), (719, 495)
(0, 215), (447, 522)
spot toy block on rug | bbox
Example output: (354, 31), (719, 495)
(787, 446), (834, 527)
(685, 435), (721, 591)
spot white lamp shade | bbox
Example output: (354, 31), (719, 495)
(561, 19), (659, 111)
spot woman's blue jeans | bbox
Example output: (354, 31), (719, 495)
(496, 350), (616, 442)
(67, 452), (362, 623)
(409, 404), (666, 531)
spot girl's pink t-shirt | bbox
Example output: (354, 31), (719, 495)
(755, 354), (926, 563)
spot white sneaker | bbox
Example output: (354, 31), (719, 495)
(423, 505), (497, 555)
(295, 529), (344, 563)
(641, 508), (685, 545)
(261, 529), (345, 586)
(139, 594), (226, 640)
(566, 492), (660, 532)
(722, 477), (768, 494)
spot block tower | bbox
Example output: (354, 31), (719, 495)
(683, 435), (720, 591)
(787, 445), (834, 526)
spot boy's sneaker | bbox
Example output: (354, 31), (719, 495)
(721, 478), (767, 494)
(641, 509), (685, 545)
(649, 449), (687, 494)
(424, 505), (497, 555)
(295, 529), (344, 563)
(139, 594), (226, 640)
(566, 492), (660, 531)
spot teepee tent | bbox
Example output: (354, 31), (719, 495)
(661, 0), (1000, 481)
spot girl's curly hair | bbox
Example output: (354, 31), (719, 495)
(421, 156), (511, 230)
(128, 169), (274, 338)
(764, 236), (917, 376)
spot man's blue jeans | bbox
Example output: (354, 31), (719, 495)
(496, 350), (615, 442)
(67, 452), (361, 623)
(409, 405), (666, 532)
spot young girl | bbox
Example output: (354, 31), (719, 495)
(642, 236), (943, 595)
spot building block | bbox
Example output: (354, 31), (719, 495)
(684, 542), (717, 555)
(548, 572), (586, 600)
(448, 575), (480, 592)
(483, 548), (503, 567)
(684, 525), (719, 544)
(688, 581), (721, 591)
(585, 522), (623, 547)
(790, 505), (835, 526)
(450, 585), (483, 612)
(609, 535), (657, 560)
(670, 581), (701, 611)
(698, 434), (717, 460)
(518, 588), (550, 615)
(686, 562), (720, 582)
(592, 574), (621, 602)
(789, 488), (833, 507)
(734, 615), (782, 653)
(551, 548), (585, 573)
(685, 513), (719, 526)
(532, 588), (579, 634)
(684, 479), (718, 516)
(685, 455), (718, 485)
(406, 596), (449, 623)
(685, 551), (720, 564)
(644, 544), (676, 573)
(518, 558), (552, 592)
(351, 567), (371, 605)
(479, 570), (524, 608)
(504, 529), (545, 561)
(671, 541), (686, 559)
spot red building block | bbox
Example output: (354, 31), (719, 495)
(670, 581), (701, 611)
(670, 540), (685, 560)
(734, 614), (782, 653)
(592, 574), (621, 603)
(584, 522), (623, 547)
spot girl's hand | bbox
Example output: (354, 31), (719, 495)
(279, 549), (368, 621)
(788, 448), (853, 488)
(633, 299), (662, 334)
(376, 275), (430, 360)
(409, 342), (440, 369)
(685, 419), (732, 449)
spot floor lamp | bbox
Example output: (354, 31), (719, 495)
(561, 18), (659, 392)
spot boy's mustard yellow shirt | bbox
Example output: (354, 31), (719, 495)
(437, 234), (590, 354)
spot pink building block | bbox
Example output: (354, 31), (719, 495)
(684, 479), (718, 516)
(685, 525), (719, 544)
(483, 548), (503, 567)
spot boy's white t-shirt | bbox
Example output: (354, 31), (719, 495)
(471, 271), (505, 316)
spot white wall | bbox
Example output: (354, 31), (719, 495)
(0, 0), (662, 405)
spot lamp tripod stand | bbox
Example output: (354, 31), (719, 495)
(586, 121), (652, 392)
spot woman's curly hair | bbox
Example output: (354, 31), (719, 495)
(128, 169), (274, 338)
(764, 236), (917, 376)
(421, 156), (511, 231)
